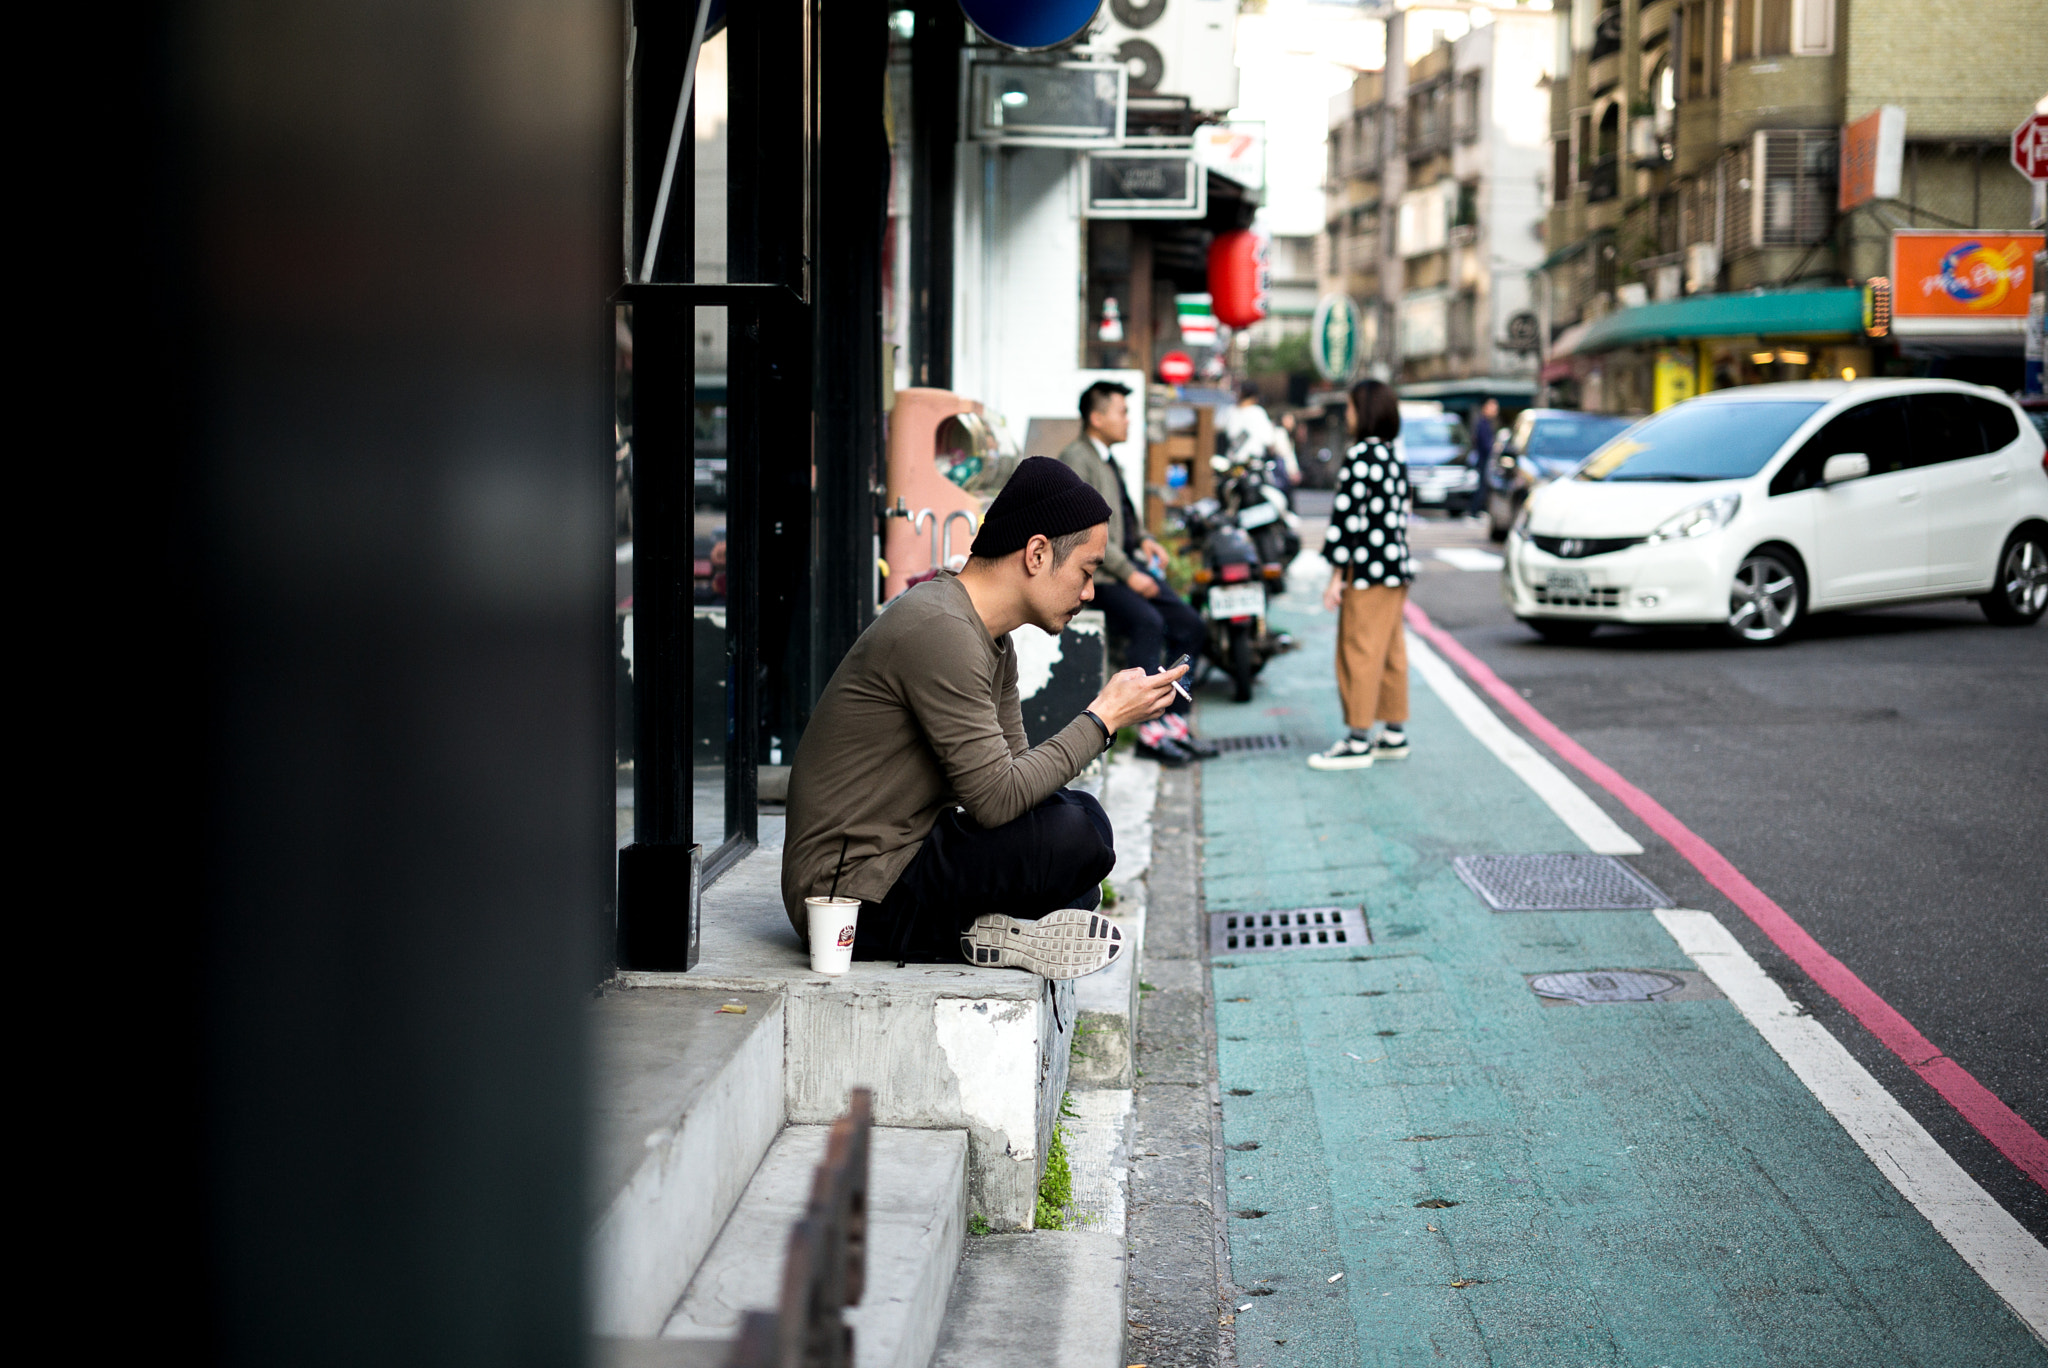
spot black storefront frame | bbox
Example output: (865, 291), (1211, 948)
(616, 0), (888, 971)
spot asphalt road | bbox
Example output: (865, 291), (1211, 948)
(1370, 506), (2048, 1245)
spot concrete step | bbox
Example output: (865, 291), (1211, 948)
(588, 986), (787, 1336)
(662, 1125), (968, 1368)
(620, 817), (1075, 1230)
(928, 1231), (1130, 1368)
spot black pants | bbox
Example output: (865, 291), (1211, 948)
(854, 790), (1115, 962)
(1090, 577), (1204, 716)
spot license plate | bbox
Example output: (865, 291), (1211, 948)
(1206, 583), (1266, 620)
(1546, 568), (1590, 595)
(1237, 501), (1279, 529)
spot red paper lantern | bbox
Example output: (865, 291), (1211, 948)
(1158, 350), (1196, 385)
(1207, 230), (1269, 329)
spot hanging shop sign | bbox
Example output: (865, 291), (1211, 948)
(1195, 122), (1266, 191)
(1652, 349), (1698, 412)
(1175, 293), (1217, 346)
(1862, 276), (1892, 338)
(958, 0), (1105, 52)
(1891, 231), (2043, 327)
(1310, 293), (1362, 383)
(969, 61), (1126, 146)
(1158, 350), (1196, 385)
(1207, 230), (1268, 329)
(1838, 105), (1905, 212)
(1082, 145), (1205, 217)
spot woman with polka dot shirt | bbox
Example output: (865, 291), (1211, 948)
(1308, 379), (1414, 771)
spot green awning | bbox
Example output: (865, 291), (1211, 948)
(1568, 287), (1864, 355)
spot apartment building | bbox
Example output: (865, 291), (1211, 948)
(1321, 3), (1556, 407)
(1539, 0), (2046, 413)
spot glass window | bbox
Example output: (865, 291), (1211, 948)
(1770, 396), (1912, 495)
(1907, 393), (1989, 466)
(1525, 413), (1636, 462)
(1404, 415), (1469, 448)
(1969, 396), (2022, 452)
(1579, 399), (1824, 482)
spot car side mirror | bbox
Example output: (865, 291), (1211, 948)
(1821, 452), (1870, 485)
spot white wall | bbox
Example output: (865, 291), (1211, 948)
(1231, 0), (1384, 238)
(953, 144), (1087, 447)
(1483, 10), (1553, 372)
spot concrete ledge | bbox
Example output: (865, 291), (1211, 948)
(1069, 753), (1156, 1089)
(588, 987), (786, 1336)
(663, 1125), (968, 1368)
(928, 1230), (1130, 1368)
(619, 815), (1075, 1229)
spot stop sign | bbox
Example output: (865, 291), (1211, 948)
(1158, 350), (1195, 385)
(2014, 113), (2048, 182)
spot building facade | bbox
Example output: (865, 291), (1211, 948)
(1538, 0), (2046, 413)
(1322, 2), (1556, 402)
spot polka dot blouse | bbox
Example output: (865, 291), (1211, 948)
(1322, 438), (1416, 588)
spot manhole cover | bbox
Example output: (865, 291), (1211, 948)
(1209, 733), (1294, 754)
(1209, 906), (1366, 954)
(1529, 970), (1683, 1004)
(1453, 854), (1672, 911)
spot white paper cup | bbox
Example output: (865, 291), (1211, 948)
(805, 896), (861, 975)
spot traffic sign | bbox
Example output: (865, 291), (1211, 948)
(2014, 113), (2048, 183)
(1158, 350), (1195, 385)
(1310, 293), (1362, 383)
(957, 0), (1104, 51)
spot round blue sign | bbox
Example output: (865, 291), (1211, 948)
(957, 0), (1105, 52)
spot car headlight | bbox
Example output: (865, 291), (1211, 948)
(1512, 500), (1532, 535)
(1648, 492), (1740, 542)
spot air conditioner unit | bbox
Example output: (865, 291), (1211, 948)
(1085, 0), (1238, 116)
(1684, 242), (1720, 294)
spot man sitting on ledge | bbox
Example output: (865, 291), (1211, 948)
(782, 456), (1187, 979)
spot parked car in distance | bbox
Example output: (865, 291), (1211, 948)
(1395, 402), (1476, 510)
(1503, 380), (2048, 645)
(1485, 409), (1639, 541)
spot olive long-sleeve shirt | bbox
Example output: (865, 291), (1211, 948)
(780, 573), (1107, 938)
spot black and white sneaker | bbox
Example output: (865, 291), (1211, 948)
(960, 907), (1124, 979)
(1306, 736), (1375, 770)
(1373, 728), (1410, 759)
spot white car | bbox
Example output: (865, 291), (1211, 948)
(1503, 380), (2048, 645)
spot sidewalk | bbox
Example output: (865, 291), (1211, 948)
(1191, 556), (2048, 1367)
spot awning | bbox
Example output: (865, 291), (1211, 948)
(1565, 287), (1865, 356)
(1547, 320), (1591, 361)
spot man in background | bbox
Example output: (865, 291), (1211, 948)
(1056, 381), (1216, 766)
(1465, 397), (1499, 519)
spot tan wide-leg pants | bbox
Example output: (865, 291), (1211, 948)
(1336, 584), (1409, 729)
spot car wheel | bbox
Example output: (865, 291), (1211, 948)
(1724, 548), (1804, 645)
(1520, 617), (1597, 643)
(1979, 527), (2048, 626)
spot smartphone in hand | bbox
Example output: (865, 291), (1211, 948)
(1164, 653), (1193, 701)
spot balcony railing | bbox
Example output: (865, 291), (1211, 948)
(1587, 154), (1619, 204)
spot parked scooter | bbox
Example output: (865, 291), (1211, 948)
(1174, 497), (1288, 703)
(1213, 449), (1302, 586)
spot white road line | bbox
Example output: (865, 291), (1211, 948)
(1657, 908), (2048, 1339)
(1405, 629), (1643, 854)
(1433, 547), (1505, 571)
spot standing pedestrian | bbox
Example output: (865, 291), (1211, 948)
(1464, 396), (1499, 519)
(1308, 379), (1415, 770)
(1056, 381), (1217, 764)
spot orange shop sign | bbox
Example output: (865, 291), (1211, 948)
(1890, 231), (2042, 318)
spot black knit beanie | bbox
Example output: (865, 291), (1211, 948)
(969, 456), (1112, 559)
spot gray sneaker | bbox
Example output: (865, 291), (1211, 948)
(960, 907), (1124, 979)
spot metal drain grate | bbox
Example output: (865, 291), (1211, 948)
(1453, 853), (1673, 911)
(1209, 906), (1366, 954)
(1530, 970), (1681, 1004)
(1209, 733), (1294, 754)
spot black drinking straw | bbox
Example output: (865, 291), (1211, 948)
(828, 834), (851, 902)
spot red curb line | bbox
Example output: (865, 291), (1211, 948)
(1404, 600), (2048, 1189)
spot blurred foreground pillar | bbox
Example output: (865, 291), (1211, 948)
(172, 2), (617, 1363)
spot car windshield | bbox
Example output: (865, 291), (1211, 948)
(1526, 415), (1634, 462)
(1577, 400), (1825, 482)
(1404, 416), (1467, 448)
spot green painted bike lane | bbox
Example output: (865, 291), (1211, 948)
(1194, 594), (2045, 1367)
